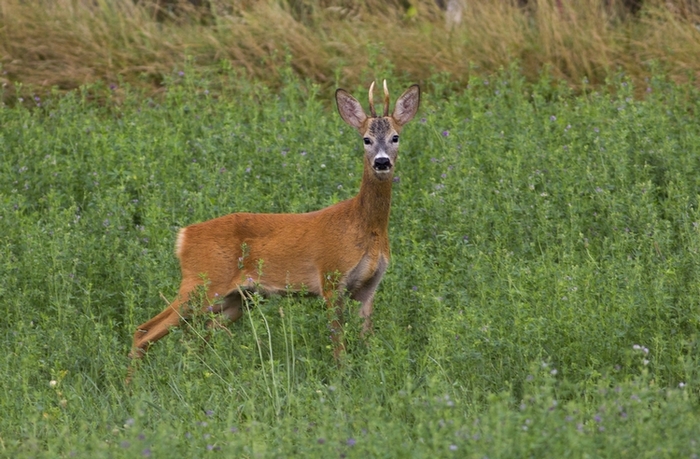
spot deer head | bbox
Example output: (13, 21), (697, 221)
(336, 81), (420, 181)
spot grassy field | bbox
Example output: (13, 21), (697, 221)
(2, 67), (700, 457)
(2, 0), (700, 100)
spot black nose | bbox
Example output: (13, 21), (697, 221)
(374, 157), (392, 170)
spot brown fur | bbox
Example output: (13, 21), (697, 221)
(128, 82), (420, 376)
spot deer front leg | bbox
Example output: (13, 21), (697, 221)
(358, 295), (375, 336)
(325, 293), (345, 361)
(351, 287), (376, 337)
(350, 260), (387, 336)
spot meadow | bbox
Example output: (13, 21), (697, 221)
(2, 0), (700, 100)
(2, 66), (700, 457)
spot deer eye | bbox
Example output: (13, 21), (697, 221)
(391, 135), (400, 143)
(363, 138), (372, 145)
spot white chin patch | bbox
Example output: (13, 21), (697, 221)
(373, 151), (392, 172)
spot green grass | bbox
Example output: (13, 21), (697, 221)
(1, 66), (700, 457)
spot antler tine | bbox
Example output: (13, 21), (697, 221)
(383, 80), (390, 117)
(368, 81), (377, 117)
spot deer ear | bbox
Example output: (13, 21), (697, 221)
(393, 85), (420, 127)
(336, 89), (367, 130)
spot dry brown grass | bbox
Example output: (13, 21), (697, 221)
(1, 0), (699, 100)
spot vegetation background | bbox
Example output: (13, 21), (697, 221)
(1, 0), (700, 99)
(1, 0), (700, 457)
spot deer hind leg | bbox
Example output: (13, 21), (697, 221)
(126, 297), (187, 384)
(219, 289), (244, 322)
(129, 297), (186, 360)
(205, 290), (244, 333)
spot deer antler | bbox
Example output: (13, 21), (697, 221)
(383, 80), (390, 117)
(368, 81), (377, 117)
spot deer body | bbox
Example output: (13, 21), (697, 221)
(129, 82), (420, 364)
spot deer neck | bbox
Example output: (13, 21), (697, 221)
(353, 166), (393, 233)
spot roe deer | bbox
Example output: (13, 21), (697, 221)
(128, 81), (420, 369)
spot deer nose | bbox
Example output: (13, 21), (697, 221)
(374, 157), (392, 171)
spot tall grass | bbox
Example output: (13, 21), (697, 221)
(1, 65), (700, 457)
(1, 0), (700, 101)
